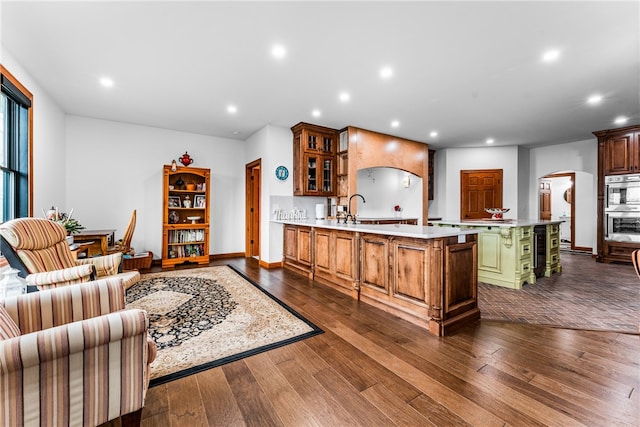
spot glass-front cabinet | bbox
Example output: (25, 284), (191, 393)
(292, 122), (338, 196)
(162, 164), (210, 268)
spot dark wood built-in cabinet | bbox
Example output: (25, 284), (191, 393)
(162, 165), (210, 268)
(594, 124), (640, 263)
(291, 122), (339, 196)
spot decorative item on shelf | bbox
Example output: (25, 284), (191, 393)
(0, 267), (28, 298)
(187, 216), (201, 224)
(485, 207), (510, 220)
(179, 151), (193, 167)
(183, 195), (192, 208)
(43, 206), (85, 235)
(174, 176), (185, 189)
(185, 181), (196, 191)
(168, 210), (179, 224)
(394, 204), (403, 218)
(194, 195), (205, 208)
(170, 159), (178, 172)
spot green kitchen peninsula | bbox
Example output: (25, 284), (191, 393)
(274, 219), (481, 336)
(432, 219), (563, 289)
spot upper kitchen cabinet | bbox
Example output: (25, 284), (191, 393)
(292, 122), (339, 196)
(594, 125), (640, 175)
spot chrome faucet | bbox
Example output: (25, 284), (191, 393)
(345, 193), (366, 224)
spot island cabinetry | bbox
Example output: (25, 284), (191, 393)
(162, 165), (210, 268)
(545, 223), (561, 275)
(292, 122), (339, 196)
(476, 225), (534, 289)
(280, 222), (480, 336)
(313, 229), (358, 296)
(433, 220), (562, 289)
(283, 225), (312, 277)
(358, 234), (478, 335)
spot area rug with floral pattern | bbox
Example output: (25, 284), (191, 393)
(126, 265), (323, 386)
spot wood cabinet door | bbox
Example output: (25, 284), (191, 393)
(297, 227), (312, 266)
(604, 132), (637, 175)
(460, 169), (503, 219)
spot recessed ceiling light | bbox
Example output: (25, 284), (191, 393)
(391, 120), (400, 128)
(542, 49), (560, 63)
(587, 94), (603, 105)
(430, 131), (438, 138)
(339, 92), (350, 102)
(271, 44), (286, 59)
(486, 138), (495, 144)
(99, 77), (114, 88)
(311, 109), (321, 118)
(614, 116), (628, 125)
(227, 105), (238, 114)
(379, 66), (393, 79)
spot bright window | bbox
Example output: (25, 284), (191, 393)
(0, 67), (32, 221)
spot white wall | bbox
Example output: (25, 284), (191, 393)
(529, 139), (598, 252)
(65, 116), (245, 258)
(1, 46), (67, 217)
(244, 124), (293, 264)
(356, 167), (423, 222)
(438, 146), (520, 220)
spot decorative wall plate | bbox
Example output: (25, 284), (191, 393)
(275, 165), (289, 181)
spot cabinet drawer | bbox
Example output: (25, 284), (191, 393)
(519, 261), (531, 276)
(548, 235), (559, 249)
(519, 242), (532, 258)
(518, 227), (533, 239)
(549, 224), (559, 234)
(549, 252), (560, 266)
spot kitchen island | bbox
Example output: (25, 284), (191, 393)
(431, 219), (563, 289)
(274, 220), (480, 336)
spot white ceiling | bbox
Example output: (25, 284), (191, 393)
(1, 1), (638, 149)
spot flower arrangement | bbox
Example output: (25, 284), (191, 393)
(394, 205), (403, 212)
(44, 206), (85, 235)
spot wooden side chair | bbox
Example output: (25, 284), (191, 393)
(108, 209), (136, 255)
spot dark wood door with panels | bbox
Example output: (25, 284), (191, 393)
(460, 169), (503, 219)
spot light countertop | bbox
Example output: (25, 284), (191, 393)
(431, 219), (564, 227)
(272, 219), (479, 239)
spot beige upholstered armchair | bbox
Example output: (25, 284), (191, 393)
(0, 277), (157, 426)
(0, 217), (139, 291)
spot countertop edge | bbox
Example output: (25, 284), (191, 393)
(271, 219), (479, 239)
(431, 219), (564, 227)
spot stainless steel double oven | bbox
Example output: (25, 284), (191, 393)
(604, 174), (640, 242)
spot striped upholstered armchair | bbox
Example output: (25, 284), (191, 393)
(0, 277), (157, 426)
(0, 217), (139, 291)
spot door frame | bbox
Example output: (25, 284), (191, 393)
(541, 172), (575, 250)
(245, 159), (261, 258)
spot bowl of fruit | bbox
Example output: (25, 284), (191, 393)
(484, 208), (510, 220)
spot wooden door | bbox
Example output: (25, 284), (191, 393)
(245, 159), (261, 258)
(460, 169), (503, 219)
(539, 179), (551, 220)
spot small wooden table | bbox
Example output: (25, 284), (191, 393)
(72, 229), (115, 257)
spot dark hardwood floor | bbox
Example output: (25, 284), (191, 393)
(122, 256), (638, 426)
